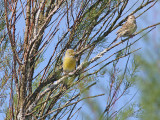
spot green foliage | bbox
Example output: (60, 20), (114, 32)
(0, 0), (11, 114)
(115, 103), (138, 120)
(136, 53), (160, 120)
(0, 0), (5, 32)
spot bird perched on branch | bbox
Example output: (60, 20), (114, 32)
(63, 49), (76, 74)
(63, 49), (76, 88)
(109, 15), (137, 47)
(117, 15), (137, 39)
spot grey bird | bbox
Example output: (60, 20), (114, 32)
(109, 15), (137, 47)
(116, 15), (137, 39)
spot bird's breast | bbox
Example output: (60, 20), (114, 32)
(63, 57), (76, 72)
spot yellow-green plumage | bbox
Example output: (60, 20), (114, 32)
(63, 56), (76, 72)
(63, 49), (76, 73)
(63, 49), (76, 88)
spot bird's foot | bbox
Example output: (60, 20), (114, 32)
(129, 35), (134, 38)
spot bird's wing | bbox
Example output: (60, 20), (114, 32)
(117, 22), (137, 34)
(116, 22), (129, 34)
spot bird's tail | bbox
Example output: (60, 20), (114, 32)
(62, 77), (69, 89)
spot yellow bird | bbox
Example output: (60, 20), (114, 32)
(63, 49), (76, 74)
